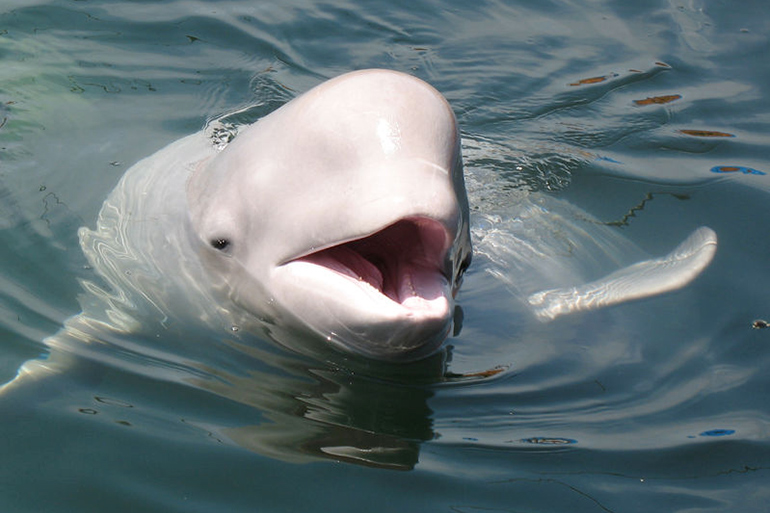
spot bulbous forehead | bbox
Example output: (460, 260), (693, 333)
(276, 69), (459, 165)
(188, 70), (466, 268)
(300, 69), (455, 124)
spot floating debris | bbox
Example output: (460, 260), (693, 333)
(634, 94), (682, 106)
(570, 76), (606, 86)
(447, 365), (509, 380)
(598, 191), (690, 228)
(569, 64), (670, 88)
(595, 155), (622, 164)
(699, 429), (735, 437)
(521, 437), (577, 445)
(462, 366), (507, 378)
(711, 165), (766, 176)
(752, 319), (769, 330)
(569, 73), (618, 86)
(679, 129), (735, 138)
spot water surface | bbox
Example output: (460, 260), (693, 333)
(1, 0), (769, 511)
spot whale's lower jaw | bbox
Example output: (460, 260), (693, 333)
(271, 217), (456, 360)
(321, 312), (453, 362)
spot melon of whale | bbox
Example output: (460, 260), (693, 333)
(2, 69), (718, 396)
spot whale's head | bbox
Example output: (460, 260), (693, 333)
(188, 69), (471, 361)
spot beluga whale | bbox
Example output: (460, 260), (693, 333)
(188, 69), (472, 360)
(2, 69), (717, 397)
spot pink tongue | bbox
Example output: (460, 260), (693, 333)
(296, 218), (450, 308)
(300, 246), (384, 292)
(397, 265), (447, 306)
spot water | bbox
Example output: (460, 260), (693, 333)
(1, 0), (769, 511)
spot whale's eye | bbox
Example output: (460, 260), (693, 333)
(210, 238), (231, 251)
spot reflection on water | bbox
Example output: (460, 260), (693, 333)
(85, 335), (444, 471)
(196, 340), (439, 470)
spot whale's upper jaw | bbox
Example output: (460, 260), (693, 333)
(274, 216), (460, 360)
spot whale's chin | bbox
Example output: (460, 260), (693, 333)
(272, 217), (455, 360)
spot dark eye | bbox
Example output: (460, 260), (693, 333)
(210, 238), (231, 251)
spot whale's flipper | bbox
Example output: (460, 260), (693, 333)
(0, 353), (65, 398)
(0, 310), (115, 402)
(528, 227), (717, 320)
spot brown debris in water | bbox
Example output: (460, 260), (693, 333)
(460, 366), (508, 378)
(679, 129), (735, 138)
(570, 76), (611, 86)
(634, 94), (682, 106)
(446, 365), (510, 381)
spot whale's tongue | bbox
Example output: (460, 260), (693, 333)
(297, 218), (449, 308)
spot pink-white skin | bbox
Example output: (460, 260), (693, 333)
(188, 70), (471, 361)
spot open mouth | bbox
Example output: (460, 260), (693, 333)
(293, 217), (451, 312)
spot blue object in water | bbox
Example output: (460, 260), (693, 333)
(710, 165), (766, 175)
(699, 429), (736, 437)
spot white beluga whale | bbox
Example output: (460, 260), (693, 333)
(2, 69), (717, 399)
(187, 69), (471, 360)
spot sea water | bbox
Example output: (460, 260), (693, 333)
(1, 0), (768, 511)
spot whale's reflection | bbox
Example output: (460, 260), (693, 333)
(182, 335), (445, 470)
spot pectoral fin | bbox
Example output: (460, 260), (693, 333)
(528, 227), (717, 320)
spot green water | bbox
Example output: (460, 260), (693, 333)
(1, 0), (768, 511)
